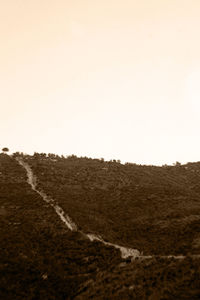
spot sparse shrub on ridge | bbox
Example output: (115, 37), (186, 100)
(2, 147), (9, 153)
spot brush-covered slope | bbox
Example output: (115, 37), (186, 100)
(2, 152), (200, 299)
(75, 256), (200, 299)
(0, 154), (121, 300)
(26, 154), (200, 256)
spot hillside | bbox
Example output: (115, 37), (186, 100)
(0, 154), (121, 299)
(1, 152), (200, 299)
(25, 153), (200, 255)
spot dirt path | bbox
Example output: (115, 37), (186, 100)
(17, 157), (200, 261)
(16, 157), (140, 259)
(16, 157), (77, 231)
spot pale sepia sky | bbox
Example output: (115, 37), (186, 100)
(1, 0), (200, 165)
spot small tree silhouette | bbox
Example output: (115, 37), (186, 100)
(2, 147), (9, 153)
(173, 161), (181, 167)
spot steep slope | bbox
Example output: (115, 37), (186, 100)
(2, 152), (200, 299)
(0, 154), (121, 300)
(16, 156), (140, 259)
(25, 154), (200, 256)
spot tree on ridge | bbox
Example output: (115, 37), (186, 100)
(2, 147), (9, 153)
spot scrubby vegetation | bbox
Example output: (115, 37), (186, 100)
(25, 153), (200, 255)
(0, 154), (121, 299)
(75, 256), (200, 299)
(1, 152), (200, 299)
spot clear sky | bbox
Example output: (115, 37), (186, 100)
(1, 0), (200, 165)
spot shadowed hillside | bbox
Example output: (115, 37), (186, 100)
(25, 153), (200, 256)
(1, 152), (200, 299)
(75, 256), (200, 299)
(0, 154), (121, 299)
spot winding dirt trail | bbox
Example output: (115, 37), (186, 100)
(17, 157), (200, 261)
(16, 157), (140, 259)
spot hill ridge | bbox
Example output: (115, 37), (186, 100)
(1, 153), (200, 299)
(16, 155), (200, 260)
(16, 157), (140, 259)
